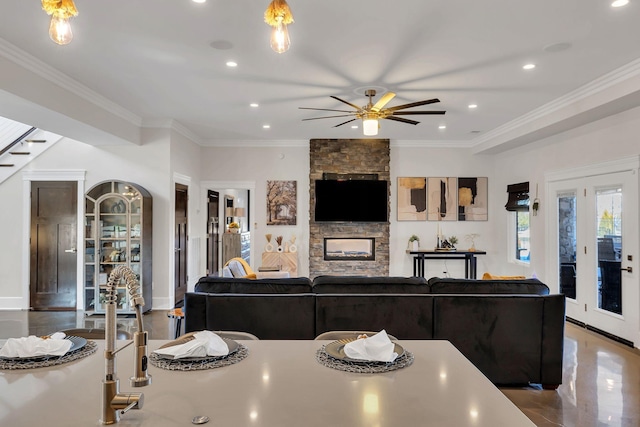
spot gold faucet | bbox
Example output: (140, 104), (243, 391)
(100, 265), (152, 425)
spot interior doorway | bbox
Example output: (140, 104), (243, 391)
(174, 183), (188, 306)
(548, 159), (639, 347)
(30, 181), (78, 310)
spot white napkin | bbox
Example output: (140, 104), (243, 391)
(153, 330), (229, 359)
(0, 333), (72, 358)
(343, 330), (398, 362)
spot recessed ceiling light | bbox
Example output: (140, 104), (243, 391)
(226, 61), (238, 67)
(351, 125), (358, 129)
(192, 0), (206, 3)
(263, 124), (270, 129)
(612, 0), (629, 7)
(438, 125), (447, 130)
(468, 104), (478, 109)
(250, 103), (259, 108)
(523, 63), (536, 70)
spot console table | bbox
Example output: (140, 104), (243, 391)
(407, 249), (487, 279)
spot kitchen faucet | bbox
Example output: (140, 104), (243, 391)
(100, 265), (152, 425)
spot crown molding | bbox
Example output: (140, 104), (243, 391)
(0, 38), (142, 127)
(393, 139), (474, 149)
(200, 139), (309, 148)
(141, 119), (203, 145)
(472, 58), (640, 148)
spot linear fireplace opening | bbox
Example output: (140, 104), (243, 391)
(324, 238), (375, 261)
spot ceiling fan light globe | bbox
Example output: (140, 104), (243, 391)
(363, 118), (378, 136)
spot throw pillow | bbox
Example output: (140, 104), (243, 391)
(228, 260), (247, 278)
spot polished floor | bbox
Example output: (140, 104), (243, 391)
(0, 311), (639, 427)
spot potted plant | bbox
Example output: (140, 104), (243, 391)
(228, 222), (240, 233)
(408, 235), (420, 251)
(449, 236), (459, 248)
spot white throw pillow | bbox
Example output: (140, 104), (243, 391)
(228, 260), (247, 278)
(221, 266), (234, 277)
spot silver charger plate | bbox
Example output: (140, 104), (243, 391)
(155, 338), (239, 361)
(0, 335), (87, 361)
(324, 338), (404, 364)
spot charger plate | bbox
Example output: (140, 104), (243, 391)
(316, 343), (414, 374)
(150, 333), (249, 371)
(0, 339), (97, 370)
(0, 335), (87, 362)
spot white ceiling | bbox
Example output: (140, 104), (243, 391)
(0, 0), (639, 150)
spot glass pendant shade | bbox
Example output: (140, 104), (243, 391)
(49, 15), (73, 45)
(363, 117), (379, 136)
(270, 19), (290, 53)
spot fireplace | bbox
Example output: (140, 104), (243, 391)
(324, 238), (375, 261)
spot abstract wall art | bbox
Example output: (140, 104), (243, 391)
(397, 177), (427, 221)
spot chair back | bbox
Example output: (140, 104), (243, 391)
(60, 328), (131, 340)
(214, 330), (259, 340)
(314, 330), (398, 341)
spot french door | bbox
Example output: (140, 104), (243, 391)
(548, 163), (638, 346)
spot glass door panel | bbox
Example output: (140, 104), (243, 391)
(557, 191), (577, 299)
(595, 186), (622, 315)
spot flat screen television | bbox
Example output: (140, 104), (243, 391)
(314, 179), (388, 222)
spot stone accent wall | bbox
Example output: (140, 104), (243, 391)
(309, 139), (390, 278)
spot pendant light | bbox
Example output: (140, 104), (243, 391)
(41, 0), (78, 45)
(264, 0), (294, 53)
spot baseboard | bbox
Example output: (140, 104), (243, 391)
(567, 316), (634, 348)
(0, 297), (27, 310)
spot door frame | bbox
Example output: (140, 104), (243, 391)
(545, 155), (640, 346)
(22, 170), (86, 310)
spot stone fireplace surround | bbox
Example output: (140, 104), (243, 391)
(309, 139), (390, 278)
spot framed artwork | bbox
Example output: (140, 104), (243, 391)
(457, 177), (488, 221)
(427, 177), (457, 221)
(397, 177), (427, 221)
(266, 180), (297, 225)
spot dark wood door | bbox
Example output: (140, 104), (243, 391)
(30, 181), (77, 310)
(174, 184), (188, 305)
(206, 190), (220, 275)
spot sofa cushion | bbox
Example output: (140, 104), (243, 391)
(195, 276), (312, 294)
(312, 275), (429, 294)
(427, 277), (549, 295)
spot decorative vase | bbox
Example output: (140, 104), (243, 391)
(289, 244), (297, 253)
(277, 245), (284, 253)
(265, 242), (274, 252)
(411, 241), (419, 251)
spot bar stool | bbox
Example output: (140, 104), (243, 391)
(167, 308), (184, 339)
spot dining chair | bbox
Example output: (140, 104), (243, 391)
(214, 330), (260, 340)
(60, 328), (132, 340)
(314, 331), (398, 341)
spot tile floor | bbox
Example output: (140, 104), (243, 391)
(0, 310), (639, 427)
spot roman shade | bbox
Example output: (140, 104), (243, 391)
(505, 182), (529, 212)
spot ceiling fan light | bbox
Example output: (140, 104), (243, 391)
(363, 117), (379, 136)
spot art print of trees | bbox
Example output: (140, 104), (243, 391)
(267, 180), (297, 225)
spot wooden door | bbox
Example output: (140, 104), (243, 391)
(30, 181), (77, 310)
(174, 184), (188, 305)
(206, 190), (220, 275)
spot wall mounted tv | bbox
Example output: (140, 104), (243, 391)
(314, 179), (388, 222)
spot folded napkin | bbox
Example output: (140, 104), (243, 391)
(153, 330), (229, 359)
(343, 330), (398, 362)
(0, 333), (72, 358)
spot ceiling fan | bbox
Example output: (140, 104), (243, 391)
(299, 89), (445, 136)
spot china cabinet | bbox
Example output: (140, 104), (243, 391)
(84, 180), (152, 314)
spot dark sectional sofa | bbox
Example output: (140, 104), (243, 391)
(184, 275), (565, 388)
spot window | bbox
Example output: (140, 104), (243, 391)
(506, 182), (530, 264)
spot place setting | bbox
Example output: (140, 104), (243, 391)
(0, 332), (98, 370)
(149, 330), (249, 371)
(316, 330), (414, 374)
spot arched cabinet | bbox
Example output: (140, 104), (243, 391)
(84, 180), (152, 314)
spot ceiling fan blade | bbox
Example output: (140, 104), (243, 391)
(330, 96), (361, 110)
(301, 114), (358, 121)
(385, 116), (420, 125)
(392, 110), (446, 115)
(299, 107), (356, 113)
(333, 118), (358, 128)
(371, 92), (396, 112)
(386, 98), (440, 111)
